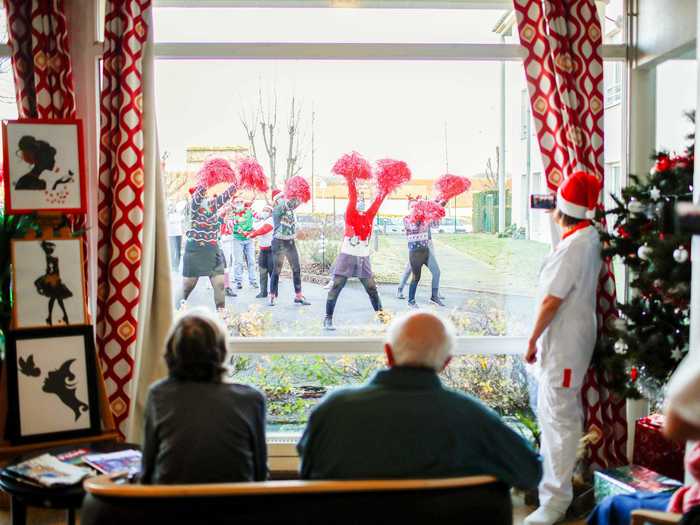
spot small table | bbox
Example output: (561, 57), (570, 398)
(0, 441), (138, 525)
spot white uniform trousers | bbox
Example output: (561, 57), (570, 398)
(537, 379), (584, 513)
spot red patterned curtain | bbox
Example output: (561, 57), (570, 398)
(97, 0), (151, 437)
(514, 0), (627, 469)
(4, 0), (76, 120)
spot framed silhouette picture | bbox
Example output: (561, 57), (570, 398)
(5, 326), (101, 444)
(2, 118), (87, 214)
(11, 238), (88, 330)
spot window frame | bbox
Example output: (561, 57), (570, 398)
(0, 1), (629, 356)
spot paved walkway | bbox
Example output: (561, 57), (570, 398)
(175, 273), (535, 337)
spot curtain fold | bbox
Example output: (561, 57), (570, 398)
(126, 5), (173, 443)
(514, 0), (627, 469)
(97, 0), (172, 439)
(4, 0), (76, 120)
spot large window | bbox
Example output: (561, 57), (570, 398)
(154, 3), (627, 431)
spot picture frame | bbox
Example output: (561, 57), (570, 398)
(5, 325), (101, 444)
(2, 118), (87, 214)
(11, 237), (89, 330)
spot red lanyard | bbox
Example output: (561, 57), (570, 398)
(561, 220), (592, 240)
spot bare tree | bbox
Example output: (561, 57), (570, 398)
(484, 148), (499, 190)
(238, 85), (309, 189)
(259, 86), (279, 187)
(285, 96), (306, 180)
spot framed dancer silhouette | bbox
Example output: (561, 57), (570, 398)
(11, 238), (88, 329)
(2, 118), (87, 214)
(5, 326), (101, 444)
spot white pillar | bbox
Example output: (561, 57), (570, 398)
(498, 37), (507, 233)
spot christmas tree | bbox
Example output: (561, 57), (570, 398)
(597, 112), (694, 399)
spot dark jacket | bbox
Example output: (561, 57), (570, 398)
(297, 367), (542, 489)
(141, 378), (267, 484)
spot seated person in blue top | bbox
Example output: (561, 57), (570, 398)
(140, 309), (267, 484)
(297, 311), (542, 489)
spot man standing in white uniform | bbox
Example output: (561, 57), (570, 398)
(524, 171), (603, 525)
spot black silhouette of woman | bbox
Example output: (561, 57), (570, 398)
(14, 135), (72, 190)
(34, 241), (73, 325)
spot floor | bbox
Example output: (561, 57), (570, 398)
(0, 503), (589, 525)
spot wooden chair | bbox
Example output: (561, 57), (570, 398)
(82, 474), (513, 525)
(631, 509), (683, 525)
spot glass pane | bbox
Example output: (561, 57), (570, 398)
(154, 7), (509, 44)
(600, 0), (625, 45)
(655, 59), (697, 153)
(157, 58), (624, 337)
(230, 353), (531, 433)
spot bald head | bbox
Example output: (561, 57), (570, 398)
(385, 311), (455, 371)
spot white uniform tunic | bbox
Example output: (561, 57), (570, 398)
(532, 223), (602, 514)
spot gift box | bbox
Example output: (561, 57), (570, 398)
(633, 414), (686, 481)
(594, 465), (682, 503)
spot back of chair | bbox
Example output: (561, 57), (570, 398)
(81, 476), (513, 525)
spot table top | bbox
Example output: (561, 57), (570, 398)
(0, 441), (138, 508)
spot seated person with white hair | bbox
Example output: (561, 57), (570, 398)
(297, 311), (542, 489)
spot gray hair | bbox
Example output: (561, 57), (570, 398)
(385, 311), (456, 371)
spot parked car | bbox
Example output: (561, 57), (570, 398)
(375, 217), (403, 234)
(432, 218), (470, 233)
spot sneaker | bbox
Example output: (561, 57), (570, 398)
(294, 296), (311, 306)
(268, 295), (276, 306)
(225, 287), (237, 297)
(250, 281), (259, 288)
(323, 317), (336, 331)
(430, 296), (446, 307)
(255, 292), (268, 299)
(236, 282), (243, 290)
(396, 288), (406, 300)
(407, 300), (418, 308)
(323, 280), (333, 290)
(523, 506), (567, 525)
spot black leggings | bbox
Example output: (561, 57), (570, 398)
(270, 239), (302, 296)
(258, 248), (273, 294)
(326, 275), (382, 318)
(408, 247), (430, 302)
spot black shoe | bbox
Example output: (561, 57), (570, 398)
(323, 317), (336, 331)
(295, 296), (311, 306)
(396, 288), (406, 300)
(256, 292), (268, 299)
(225, 287), (237, 297)
(236, 282), (243, 290)
(430, 296), (446, 307)
(408, 300), (418, 308)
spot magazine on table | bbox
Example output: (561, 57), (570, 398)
(6, 453), (92, 487)
(83, 449), (142, 476)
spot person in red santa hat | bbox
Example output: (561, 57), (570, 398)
(523, 170), (603, 525)
(268, 188), (310, 306)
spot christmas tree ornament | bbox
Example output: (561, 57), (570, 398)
(649, 186), (661, 201)
(671, 347), (684, 362)
(614, 339), (628, 355)
(628, 199), (645, 214)
(673, 246), (689, 263)
(637, 244), (653, 260)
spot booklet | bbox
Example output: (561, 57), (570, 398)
(83, 449), (142, 476)
(6, 453), (92, 487)
(55, 448), (90, 466)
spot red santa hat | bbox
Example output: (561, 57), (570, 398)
(271, 188), (282, 202)
(556, 171), (602, 219)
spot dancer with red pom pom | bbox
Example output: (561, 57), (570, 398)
(182, 157), (240, 310)
(397, 174), (471, 306)
(323, 153), (411, 331)
(269, 176), (312, 306)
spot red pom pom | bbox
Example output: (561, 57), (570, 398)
(332, 152), (372, 181)
(197, 157), (237, 188)
(284, 176), (311, 203)
(375, 159), (411, 195)
(655, 155), (671, 173)
(434, 173), (471, 202)
(408, 200), (445, 224)
(237, 157), (269, 193)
